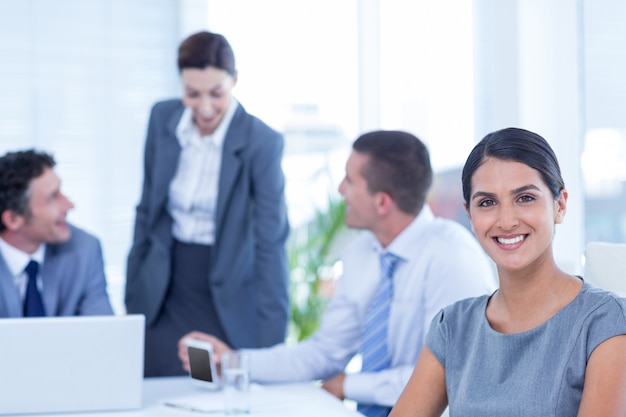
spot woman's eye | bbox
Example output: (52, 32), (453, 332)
(518, 194), (535, 203)
(478, 199), (495, 207)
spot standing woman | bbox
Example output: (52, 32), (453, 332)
(125, 31), (290, 377)
(390, 127), (626, 416)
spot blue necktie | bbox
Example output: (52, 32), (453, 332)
(23, 260), (46, 317)
(358, 252), (401, 417)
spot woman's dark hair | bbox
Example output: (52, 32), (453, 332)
(462, 127), (565, 207)
(177, 31), (236, 75)
(353, 130), (433, 215)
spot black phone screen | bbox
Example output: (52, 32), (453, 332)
(188, 346), (213, 382)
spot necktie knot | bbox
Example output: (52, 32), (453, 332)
(379, 252), (400, 281)
(25, 260), (39, 278)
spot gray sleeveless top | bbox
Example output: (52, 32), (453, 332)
(426, 281), (626, 416)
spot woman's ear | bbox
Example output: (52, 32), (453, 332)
(554, 189), (568, 224)
(231, 71), (239, 87)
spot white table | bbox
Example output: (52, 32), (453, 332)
(16, 377), (363, 416)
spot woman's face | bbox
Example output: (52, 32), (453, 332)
(465, 157), (567, 273)
(181, 66), (237, 136)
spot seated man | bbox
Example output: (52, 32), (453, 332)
(0, 149), (113, 317)
(179, 131), (496, 416)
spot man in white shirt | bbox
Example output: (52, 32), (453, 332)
(178, 130), (495, 415)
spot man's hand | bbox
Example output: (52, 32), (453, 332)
(177, 331), (233, 372)
(321, 373), (346, 400)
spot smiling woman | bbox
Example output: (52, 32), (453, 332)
(462, 128), (568, 278)
(466, 158), (566, 274)
(178, 31), (238, 137)
(124, 30), (291, 377)
(180, 67), (237, 136)
(390, 127), (626, 417)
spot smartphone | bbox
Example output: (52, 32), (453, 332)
(185, 338), (220, 390)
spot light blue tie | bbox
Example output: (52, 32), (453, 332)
(358, 252), (400, 417)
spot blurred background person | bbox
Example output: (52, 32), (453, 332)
(0, 149), (113, 317)
(125, 30), (290, 377)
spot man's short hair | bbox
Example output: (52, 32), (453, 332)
(353, 130), (433, 215)
(0, 149), (56, 232)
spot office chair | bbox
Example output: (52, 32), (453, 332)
(584, 241), (626, 297)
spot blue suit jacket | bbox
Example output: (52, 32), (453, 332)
(0, 224), (114, 317)
(125, 99), (290, 348)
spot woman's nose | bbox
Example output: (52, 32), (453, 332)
(497, 205), (519, 230)
(198, 96), (213, 115)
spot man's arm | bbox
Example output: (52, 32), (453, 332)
(342, 364), (416, 406)
(178, 271), (363, 383)
(77, 234), (114, 315)
(246, 279), (362, 383)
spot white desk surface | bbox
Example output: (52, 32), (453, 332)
(18, 376), (363, 416)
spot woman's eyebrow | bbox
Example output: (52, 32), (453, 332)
(471, 184), (541, 201)
(511, 184), (541, 194)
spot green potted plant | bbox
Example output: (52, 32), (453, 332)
(287, 196), (354, 342)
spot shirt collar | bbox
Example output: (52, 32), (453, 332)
(370, 204), (436, 262)
(0, 236), (46, 276)
(175, 96), (239, 148)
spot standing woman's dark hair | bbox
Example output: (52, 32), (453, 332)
(461, 127), (565, 207)
(177, 31), (236, 75)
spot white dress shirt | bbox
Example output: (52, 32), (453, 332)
(0, 237), (46, 300)
(245, 205), (496, 406)
(168, 97), (239, 245)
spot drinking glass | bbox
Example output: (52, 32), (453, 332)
(221, 351), (250, 414)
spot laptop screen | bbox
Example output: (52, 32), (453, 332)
(0, 314), (144, 415)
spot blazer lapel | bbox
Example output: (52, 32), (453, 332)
(41, 245), (62, 316)
(150, 105), (184, 225)
(0, 256), (22, 317)
(215, 105), (246, 239)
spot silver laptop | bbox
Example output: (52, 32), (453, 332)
(0, 314), (144, 415)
